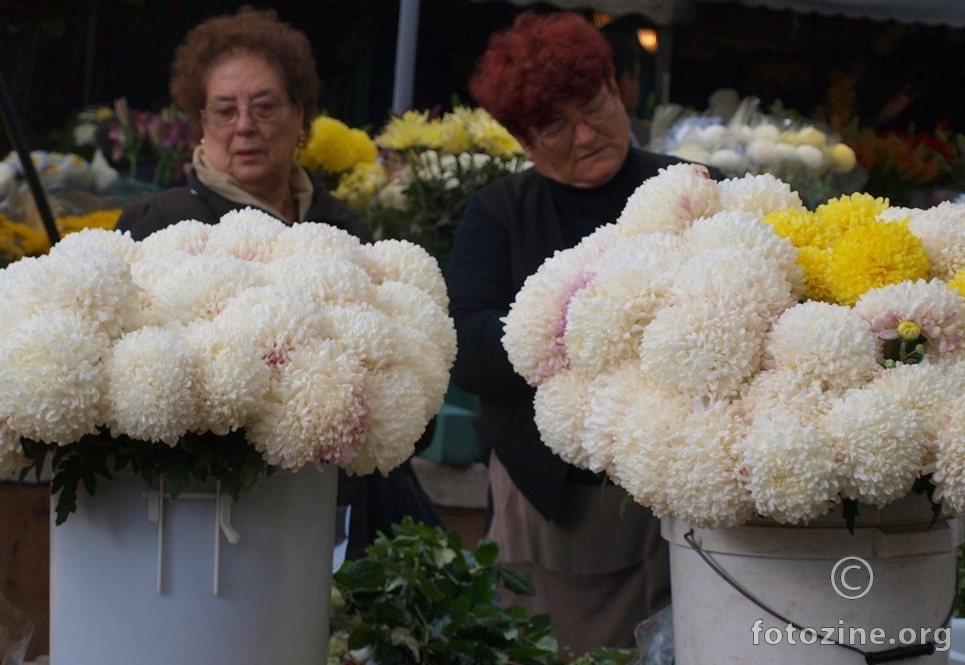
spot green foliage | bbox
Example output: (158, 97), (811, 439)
(19, 427), (270, 525)
(329, 518), (641, 665)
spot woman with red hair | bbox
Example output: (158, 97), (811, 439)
(446, 10), (708, 655)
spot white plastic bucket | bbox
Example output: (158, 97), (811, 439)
(663, 500), (962, 665)
(50, 467), (337, 665)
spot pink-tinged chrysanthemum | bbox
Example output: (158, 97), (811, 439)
(137, 219), (211, 257)
(737, 411), (841, 524)
(684, 211), (804, 298)
(665, 403), (752, 528)
(132, 251), (265, 326)
(717, 173), (804, 217)
(270, 221), (365, 263)
(763, 301), (879, 391)
(205, 207), (285, 261)
(503, 249), (596, 385)
(360, 239), (448, 310)
(103, 326), (199, 446)
(824, 386), (928, 506)
(672, 247), (796, 320)
(344, 365), (429, 475)
(903, 201), (965, 280)
(617, 162), (721, 235)
(246, 339), (368, 469)
(318, 302), (402, 371)
(215, 286), (328, 371)
(533, 367), (593, 467)
(854, 278), (965, 353)
(639, 299), (768, 402)
(564, 234), (684, 374)
(0, 310), (108, 445)
(183, 320), (271, 436)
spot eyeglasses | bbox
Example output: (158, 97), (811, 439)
(201, 100), (292, 127)
(532, 90), (618, 149)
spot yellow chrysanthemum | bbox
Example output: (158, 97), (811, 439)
(763, 208), (837, 249)
(333, 161), (387, 212)
(298, 116), (377, 174)
(797, 245), (835, 302)
(826, 220), (930, 305)
(468, 108), (523, 159)
(59, 209), (122, 235)
(437, 110), (473, 155)
(947, 269), (965, 298)
(375, 110), (431, 151)
(0, 214), (51, 259)
(813, 192), (889, 237)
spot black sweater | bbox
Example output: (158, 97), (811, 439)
(446, 148), (691, 519)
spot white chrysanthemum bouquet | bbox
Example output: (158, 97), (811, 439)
(503, 163), (965, 529)
(0, 207), (456, 524)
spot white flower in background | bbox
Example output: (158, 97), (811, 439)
(0, 310), (108, 445)
(763, 301), (879, 391)
(902, 201), (965, 280)
(0, 162), (17, 199)
(617, 162), (721, 234)
(0, 422), (26, 478)
(103, 326), (198, 446)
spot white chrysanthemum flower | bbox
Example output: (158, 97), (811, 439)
(717, 173), (804, 216)
(737, 412), (841, 524)
(373, 281), (457, 368)
(391, 326), (450, 418)
(903, 201), (965, 280)
(343, 365), (428, 475)
(503, 249), (595, 385)
(133, 252), (265, 326)
(361, 239), (448, 310)
(533, 368), (593, 466)
(672, 247), (796, 320)
(103, 326), (198, 446)
(683, 211), (803, 298)
(640, 300), (767, 402)
(737, 368), (840, 423)
(605, 375), (691, 517)
(617, 163), (721, 235)
(0, 310), (108, 445)
(264, 255), (375, 305)
(581, 363), (659, 473)
(137, 219), (210, 257)
(0, 422), (27, 478)
(318, 303), (402, 371)
(204, 207), (285, 261)
(0, 248), (139, 338)
(270, 221), (365, 263)
(665, 403), (752, 528)
(854, 279), (965, 353)
(215, 286), (328, 370)
(246, 340), (367, 469)
(51, 227), (139, 264)
(564, 234), (684, 374)
(764, 301), (879, 391)
(575, 222), (631, 255)
(183, 320), (271, 436)
(824, 386), (928, 506)
(932, 399), (965, 514)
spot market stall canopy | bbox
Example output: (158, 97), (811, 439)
(466, 0), (693, 25)
(731, 0), (965, 27)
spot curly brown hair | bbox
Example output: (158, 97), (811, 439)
(169, 6), (319, 137)
(469, 11), (614, 141)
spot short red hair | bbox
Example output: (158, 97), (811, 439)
(469, 11), (614, 140)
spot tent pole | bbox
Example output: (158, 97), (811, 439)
(392, 0), (421, 116)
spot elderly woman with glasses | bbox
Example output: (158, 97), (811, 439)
(115, 7), (368, 240)
(446, 11), (713, 655)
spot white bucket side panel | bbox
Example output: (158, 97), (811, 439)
(50, 468), (337, 665)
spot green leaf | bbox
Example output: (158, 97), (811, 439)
(496, 564), (536, 596)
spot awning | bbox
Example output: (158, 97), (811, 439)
(731, 0), (965, 27)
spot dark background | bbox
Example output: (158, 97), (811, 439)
(1, 0), (962, 153)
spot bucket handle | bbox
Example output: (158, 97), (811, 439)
(683, 528), (956, 664)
